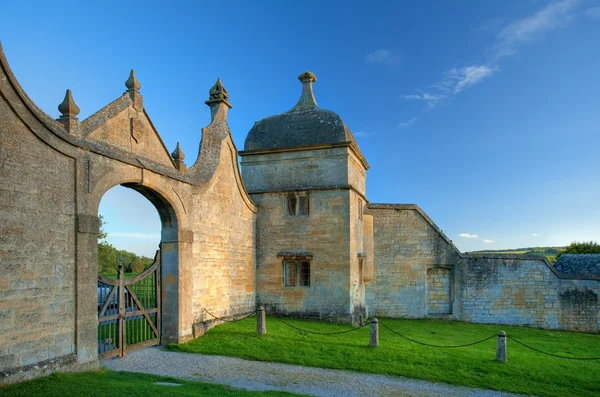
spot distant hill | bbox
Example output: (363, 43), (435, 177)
(468, 246), (565, 263)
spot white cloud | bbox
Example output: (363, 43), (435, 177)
(532, 233), (539, 237)
(484, 239), (495, 244)
(353, 130), (375, 138)
(585, 7), (600, 20)
(445, 65), (498, 94)
(521, 234), (526, 237)
(394, 1), (580, 119)
(493, 0), (580, 59)
(365, 49), (401, 65)
(460, 233), (479, 239)
(399, 117), (418, 128)
(109, 232), (161, 239)
(400, 91), (446, 110)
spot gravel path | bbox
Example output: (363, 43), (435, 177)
(101, 347), (525, 397)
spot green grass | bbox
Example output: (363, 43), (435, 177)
(0, 369), (305, 397)
(170, 317), (600, 397)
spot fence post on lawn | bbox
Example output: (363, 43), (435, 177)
(370, 318), (379, 348)
(496, 330), (507, 362)
(257, 306), (266, 335)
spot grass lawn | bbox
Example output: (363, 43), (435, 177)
(170, 317), (600, 397)
(0, 369), (304, 397)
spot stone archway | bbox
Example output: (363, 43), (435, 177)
(95, 182), (181, 346)
(0, 45), (257, 380)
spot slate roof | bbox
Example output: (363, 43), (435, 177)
(244, 107), (357, 151)
(554, 254), (600, 275)
(243, 71), (358, 152)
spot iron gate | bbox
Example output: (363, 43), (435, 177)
(98, 251), (161, 358)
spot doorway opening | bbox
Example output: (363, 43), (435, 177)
(96, 184), (177, 357)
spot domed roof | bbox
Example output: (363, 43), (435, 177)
(243, 72), (358, 152)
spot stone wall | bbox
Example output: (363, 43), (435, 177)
(366, 204), (460, 318)
(240, 147), (350, 193)
(0, 76), (77, 372)
(427, 267), (452, 315)
(0, 45), (257, 381)
(253, 189), (354, 321)
(191, 136), (257, 335)
(455, 257), (600, 332)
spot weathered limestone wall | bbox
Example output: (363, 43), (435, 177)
(366, 205), (460, 318)
(0, 46), (257, 381)
(349, 190), (367, 320)
(241, 147), (350, 192)
(455, 257), (600, 332)
(253, 189), (353, 320)
(347, 150), (367, 196)
(427, 267), (452, 314)
(242, 145), (368, 322)
(0, 82), (77, 372)
(191, 136), (256, 335)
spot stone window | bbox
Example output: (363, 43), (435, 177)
(358, 198), (363, 221)
(283, 259), (311, 287)
(358, 256), (364, 286)
(286, 193), (309, 216)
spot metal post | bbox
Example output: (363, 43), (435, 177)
(496, 330), (507, 362)
(370, 318), (379, 348)
(118, 264), (125, 357)
(257, 306), (266, 335)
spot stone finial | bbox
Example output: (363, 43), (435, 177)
(293, 71), (318, 110)
(171, 142), (185, 161)
(205, 78), (232, 122)
(58, 89), (80, 118)
(205, 78), (231, 106)
(125, 70), (143, 111)
(57, 89), (81, 134)
(171, 142), (186, 172)
(125, 70), (141, 91)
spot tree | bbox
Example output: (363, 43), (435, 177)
(556, 241), (600, 259)
(98, 214), (108, 241)
(131, 258), (144, 273)
(98, 241), (118, 274)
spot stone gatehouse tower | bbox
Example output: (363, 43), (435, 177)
(240, 72), (374, 323)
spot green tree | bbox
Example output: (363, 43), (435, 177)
(131, 258), (144, 273)
(98, 242), (118, 274)
(98, 214), (108, 241)
(556, 241), (600, 259)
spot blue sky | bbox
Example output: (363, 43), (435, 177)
(2, 0), (599, 256)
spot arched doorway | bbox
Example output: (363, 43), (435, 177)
(96, 183), (179, 357)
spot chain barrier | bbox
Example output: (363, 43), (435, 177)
(204, 308), (256, 323)
(272, 316), (370, 335)
(203, 312), (600, 360)
(507, 336), (600, 361)
(379, 321), (496, 348)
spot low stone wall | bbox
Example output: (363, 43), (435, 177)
(455, 256), (599, 332)
(365, 205), (460, 318)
